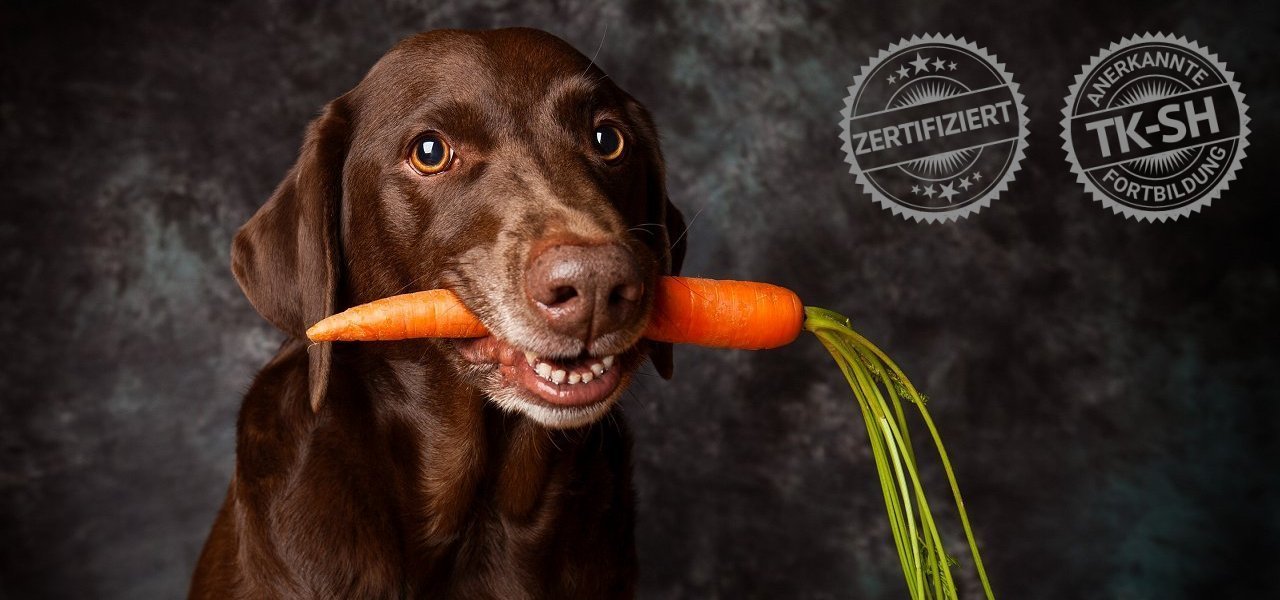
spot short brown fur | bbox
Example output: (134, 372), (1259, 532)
(191, 28), (686, 599)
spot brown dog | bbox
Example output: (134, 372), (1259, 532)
(190, 28), (685, 599)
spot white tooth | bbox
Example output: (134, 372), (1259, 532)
(536, 363), (552, 379)
(580, 371), (593, 383)
(551, 369), (566, 384)
(524, 351), (536, 366)
(590, 363), (604, 376)
(568, 373), (581, 385)
(602, 355), (615, 369)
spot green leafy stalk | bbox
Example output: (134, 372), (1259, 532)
(804, 307), (994, 600)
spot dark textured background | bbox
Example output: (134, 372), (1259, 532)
(2, 1), (1278, 598)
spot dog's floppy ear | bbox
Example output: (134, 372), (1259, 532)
(663, 198), (687, 277)
(646, 142), (686, 380)
(231, 99), (350, 412)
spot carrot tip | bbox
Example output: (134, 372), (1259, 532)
(305, 322), (333, 342)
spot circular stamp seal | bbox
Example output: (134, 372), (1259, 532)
(1062, 33), (1249, 222)
(839, 34), (1029, 223)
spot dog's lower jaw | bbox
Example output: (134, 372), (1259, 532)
(486, 370), (630, 429)
(453, 333), (643, 429)
(473, 361), (631, 429)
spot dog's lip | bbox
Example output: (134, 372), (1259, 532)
(452, 335), (631, 407)
(453, 335), (525, 368)
(500, 354), (625, 407)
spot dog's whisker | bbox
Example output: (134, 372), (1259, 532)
(668, 204), (706, 255)
(627, 222), (665, 234)
(387, 257), (482, 298)
(388, 270), (436, 296)
(622, 383), (651, 412)
(600, 413), (617, 451)
(581, 23), (609, 77)
(545, 426), (563, 453)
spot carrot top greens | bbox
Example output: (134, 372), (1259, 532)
(805, 307), (993, 600)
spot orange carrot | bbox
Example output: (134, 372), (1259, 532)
(306, 276), (804, 350)
(306, 289), (488, 342)
(644, 277), (803, 349)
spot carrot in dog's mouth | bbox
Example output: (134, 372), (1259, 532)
(309, 276), (996, 599)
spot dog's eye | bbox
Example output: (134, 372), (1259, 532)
(592, 125), (625, 162)
(409, 134), (453, 175)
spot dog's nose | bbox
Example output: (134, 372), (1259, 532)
(525, 243), (644, 343)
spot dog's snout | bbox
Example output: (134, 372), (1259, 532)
(525, 244), (644, 343)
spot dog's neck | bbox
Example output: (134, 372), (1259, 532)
(322, 340), (611, 543)
(227, 339), (634, 595)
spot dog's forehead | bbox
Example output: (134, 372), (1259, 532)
(357, 29), (609, 113)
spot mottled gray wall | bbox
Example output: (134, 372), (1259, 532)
(2, 0), (1277, 598)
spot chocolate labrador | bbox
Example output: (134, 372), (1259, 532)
(190, 28), (686, 599)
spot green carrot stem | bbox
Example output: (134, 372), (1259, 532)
(804, 307), (994, 600)
(825, 331), (945, 596)
(817, 335), (917, 589)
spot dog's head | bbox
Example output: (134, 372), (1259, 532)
(231, 28), (685, 428)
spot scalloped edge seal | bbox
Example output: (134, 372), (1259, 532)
(838, 33), (1030, 224)
(1060, 32), (1250, 222)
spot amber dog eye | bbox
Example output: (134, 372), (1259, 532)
(409, 134), (453, 175)
(592, 125), (625, 162)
